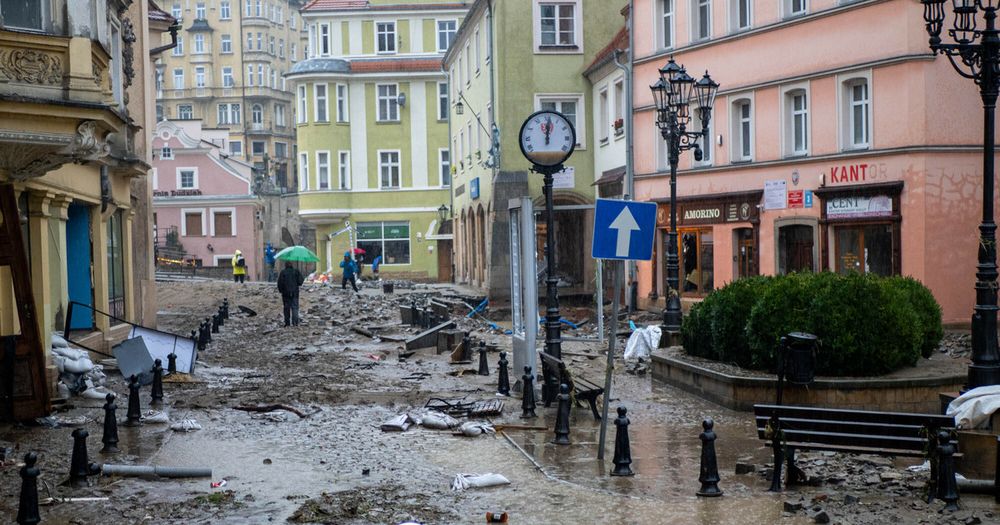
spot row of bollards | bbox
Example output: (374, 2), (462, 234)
(192, 298), (230, 353)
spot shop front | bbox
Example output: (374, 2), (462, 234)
(816, 181), (902, 276)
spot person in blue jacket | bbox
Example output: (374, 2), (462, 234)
(372, 255), (382, 280)
(340, 252), (359, 292)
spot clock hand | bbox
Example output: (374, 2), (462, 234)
(543, 116), (552, 146)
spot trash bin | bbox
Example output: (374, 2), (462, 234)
(383, 283), (394, 294)
(783, 332), (818, 386)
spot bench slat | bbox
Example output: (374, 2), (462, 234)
(754, 404), (954, 428)
(756, 427), (928, 452)
(754, 416), (929, 438)
(774, 441), (928, 458)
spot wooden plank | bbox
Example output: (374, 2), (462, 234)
(755, 427), (927, 452)
(754, 416), (928, 438)
(404, 320), (456, 350)
(753, 404), (955, 428)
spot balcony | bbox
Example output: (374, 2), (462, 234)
(242, 16), (271, 28)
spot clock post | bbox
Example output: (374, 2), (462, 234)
(519, 110), (577, 405)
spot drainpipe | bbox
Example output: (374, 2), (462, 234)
(487, 0), (498, 181)
(149, 21), (181, 56)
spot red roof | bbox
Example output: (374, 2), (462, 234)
(301, 0), (467, 11)
(301, 0), (366, 10)
(350, 57), (443, 73)
(584, 26), (628, 76)
(148, 0), (176, 23)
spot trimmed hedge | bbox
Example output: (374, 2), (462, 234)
(681, 272), (943, 377)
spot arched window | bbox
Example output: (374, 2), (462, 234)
(252, 104), (263, 125)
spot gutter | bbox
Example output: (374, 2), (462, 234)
(149, 20), (181, 56)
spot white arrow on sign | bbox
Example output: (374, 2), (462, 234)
(609, 206), (640, 257)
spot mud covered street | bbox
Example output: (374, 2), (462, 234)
(0, 280), (997, 524)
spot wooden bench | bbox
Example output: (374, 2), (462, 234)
(539, 351), (604, 420)
(753, 404), (957, 496)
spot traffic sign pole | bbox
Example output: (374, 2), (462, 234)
(597, 260), (623, 460)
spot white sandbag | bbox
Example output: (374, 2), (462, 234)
(52, 347), (88, 361)
(53, 355), (66, 374)
(170, 419), (202, 432)
(419, 412), (460, 430)
(946, 385), (1000, 429)
(63, 357), (95, 374)
(451, 473), (510, 491)
(51, 334), (69, 348)
(623, 325), (662, 361)
(143, 410), (170, 424)
(86, 365), (107, 387)
(457, 421), (495, 437)
(80, 387), (114, 400)
(56, 381), (70, 399)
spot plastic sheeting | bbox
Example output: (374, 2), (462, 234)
(624, 325), (662, 361)
(946, 385), (1000, 430)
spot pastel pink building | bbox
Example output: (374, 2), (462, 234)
(631, 0), (999, 324)
(152, 120), (264, 280)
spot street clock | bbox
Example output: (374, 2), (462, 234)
(518, 110), (576, 167)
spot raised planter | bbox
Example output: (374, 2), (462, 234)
(651, 353), (966, 413)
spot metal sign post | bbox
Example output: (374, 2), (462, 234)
(597, 260), (623, 460)
(509, 197), (538, 391)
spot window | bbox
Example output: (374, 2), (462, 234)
(256, 32), (262, 50)
(778, 224), (815, 274)
(221, 34), (232, 53)
(178, 168), (197, 189)
(252, 141), (265, 155)
(474, 26), (481, 72)
(338, 151), (351, 189)
(599, 88), (609, 142)
(244, 0), (251, 16)
(298, 152), (309, 191)
(464, 43), (471, 82)
(538, 97), (582, 147)
(246, 31), (253, 50)
(156, 69), (164, 95)
(314, 23), (328, 56)
(184, 211), (204, 237)
(317, 151), (330, 189)
(229, 141), (243, 157)
(195, 66), (206, 88)
(279, 39), (284, 57)
(297, 85), (307, 123)
(218, 103), (241, 124)
(275, 104), (286, 126)
(786, 0), (807, 17)
(173, 68), (184, 89)
(731, 0), (751, 31)
(252, 104), (263, 125)
(680, 229), (714, 294)
(787, 90), (808, 156)
(379, 151), (401, 188)
(195, 2), (206, 19)
(357, 222), (410, 265)
(106, 209), (126, 322)
(835, 224), (893, 276)
(437, 20), (457, 52)
(213, 211), (233, 237)
(315, 83), (329, 122)
(160, 146), (173, 159)
(222, 67), (234, 87)
(220, 1), (231, 19)
(614, 79), (625, 136)
(660, 0), (674, 49)
(438, 82), (448, 120)
(173, 36), (184, 55)
(254, 0), (261, 16)
(246, 64), (254, 86)
(692, 0), (711, 41)
(308, 24), (316, 57)
(172, 3), (181, 19)
(377, 21), (397, 53)
(540, 3), (576, 46)
(844, 78), (870, 149)
(273, 143), (286, 159)
(257, 64), (263, 86)
(1, 0), (47, 30)
(439, 149), (451, 186)
(292, 43), (298, 62)
(732, 99), (753, 161)
(457, 56), (463, 89)
(178, 104), (193, 119)
(336, 84), (349, 123)
(377, 84), (399, 122)
(269, 36), (275, 55)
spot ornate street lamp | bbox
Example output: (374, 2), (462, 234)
(650, 58), (719, 333)
(920, 0), (1000, 388)
(438, 204), (449, 222)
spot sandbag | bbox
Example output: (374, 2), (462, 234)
(947, 385), (1000, 429)
(419, 412), (460, 430)
(457, 421), (495, 437)
(624, 325), (662, 361)
(451, 473), (510, 491)
(51, 334), (69, 348)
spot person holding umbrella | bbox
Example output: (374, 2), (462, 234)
(340, 252), (359, 292)
(276, 260), (304, 327)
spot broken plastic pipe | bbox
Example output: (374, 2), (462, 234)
(101, 464), (212, 478)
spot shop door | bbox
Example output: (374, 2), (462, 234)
(66, 203), (94, 330)
(835, 224), (893, 276)
(680, 228), (714, 294)
(437, 239), (453, 282)
(735, 227), (756, 278)
(778, 224), (814, 274)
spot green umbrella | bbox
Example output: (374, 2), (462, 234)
(274, 245), (320, 262)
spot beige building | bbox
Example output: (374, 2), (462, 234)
(156, 0), (308, 187)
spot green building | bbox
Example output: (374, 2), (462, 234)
(445, 0), (625, 298)
(288, 0), (468, 280)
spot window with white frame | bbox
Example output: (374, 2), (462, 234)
(275, 142), (287, 158)
(336, 84), (348, 122)
(614, 78), (625, 136)
(256, 32), (262, 50)
(218, 102), (241, 124)
(256, 64), (263, 86)
(731, 98), (753, 161)
(438, 82), (448, 120)
(220, 0), (231, 19)
(244, 0), (251, 16)
(252, 141), (265, 155)
(182, 210), (205, 237)
(173, 35), (183, 55)
(474, 26), (481, 73)
(178, 104), (193, 119)
(317, 151), (330, 189)
(279, 39), (284, 57)
(785, 88), (808, 156)
(173, 68), (184, 88)
(269, 36), (275, 54)
(195, 66), (206, 87)
(539, 3), (577, 46)
(298, 152), (309, 191)
(178, 168), (198, 189)
(538, 96), (583, 147)
(292, 43), (298, 61)
(377, 21), (397, 53)
(298, 85), (307, 123)
(160, 146), (174, 159)
(275, 104), (285, 126)
(221, 34), (232, 53)
(660, 0), (674, 49)
(1, 0), (48, 30)
(439, 149), (451, 186)
(314, 83), (328, 122)
(464, 43), (471, 82)
(377, 84), (399, 122)
(459, 128), (465, 165)
(730, 0), (751, 31)
(195, 2), (206, 18)
(171, 3), (181, 19)
(457, 55), (463, 90)
(692, 0), (711, 41)
(194, 33), (206, 54)
(254, 0), (261, 16)
(222, 66), (234, 87)
(338, 151), (350, 189)
(246, 64), (254, 86)
(599, 88), (609, 142)
(357, 222), (410, 265)
(211, 209), (234, 237)
(785, 0), (807, 17)
(437, 20), (457, 51)
(252, 104), (263, 125)
(229, 140), (243, 157)
(379, 151), (401, 188)
(246, 31), (253, 50)
(843, 77), (870, 150)
(308, 24), (316, 57)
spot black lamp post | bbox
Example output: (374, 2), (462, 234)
(650, 58), (720, 333)
(921, 0), (1000, 389)
(438, 204), (449, 222)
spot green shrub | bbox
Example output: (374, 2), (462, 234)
(745, 273), (815, 370)
(681, 298), (713, 359)
(884, 276), (944, 358)
(708, 275), (771, 367)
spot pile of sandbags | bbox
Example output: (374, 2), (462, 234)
(51, 333), (114, 400)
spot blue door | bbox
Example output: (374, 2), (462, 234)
(66, 203), (94, 330)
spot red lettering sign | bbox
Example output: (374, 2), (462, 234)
(830, 163), (870, 184)
(787, 190), (804, 208)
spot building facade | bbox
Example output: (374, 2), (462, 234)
(0, 0), (170, 417)
(289, 0), (465, 280)
(155, 0), (307, 187)
(446, 0), (625, 299)
(152, 119), (264, 279)
(632, 0), (997, 324)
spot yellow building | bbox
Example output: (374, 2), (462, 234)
(156, 0), (309, 186)
(0, 0), (172, 418)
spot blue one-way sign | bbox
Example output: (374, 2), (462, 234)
(591, 199), (657, 261)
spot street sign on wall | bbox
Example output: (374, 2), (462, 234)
(591, 199), (657, 261)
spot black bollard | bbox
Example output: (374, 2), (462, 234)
(497, 352), (510, 396)
(936, 429), (959, 511)
(151, 358), (164, 404)
(211, 314), (219, 333)
(521, 366), (537, 419)
(552, 383), (571, 445)
(101, 393), (120, 453)
(461, 334), (472, 362)
(197, 322), (207, 351)
(204, 317), (213, 342)
(477, 341), (490, 376)
(167, 352), (177, 374)
(17, 452), (40, 525)
(697, 418), (723, 497)
(611, 407), (634, 476)
(69, 428), (100, 487)
(125, 374), (141, 427)
(218, 305), (225, 326)
(223, 298), (229, 319)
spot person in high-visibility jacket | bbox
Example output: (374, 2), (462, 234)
(232, 249), (247, 283)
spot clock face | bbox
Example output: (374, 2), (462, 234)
(519, 110), (576, 167)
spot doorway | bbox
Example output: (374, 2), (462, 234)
(437, 239), (453, 282)
(734, 227), (756, 278)
(66, 203), (94, 330)
(777, 224), (814, 274)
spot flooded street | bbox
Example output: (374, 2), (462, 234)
(0, 280), (996, 524)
